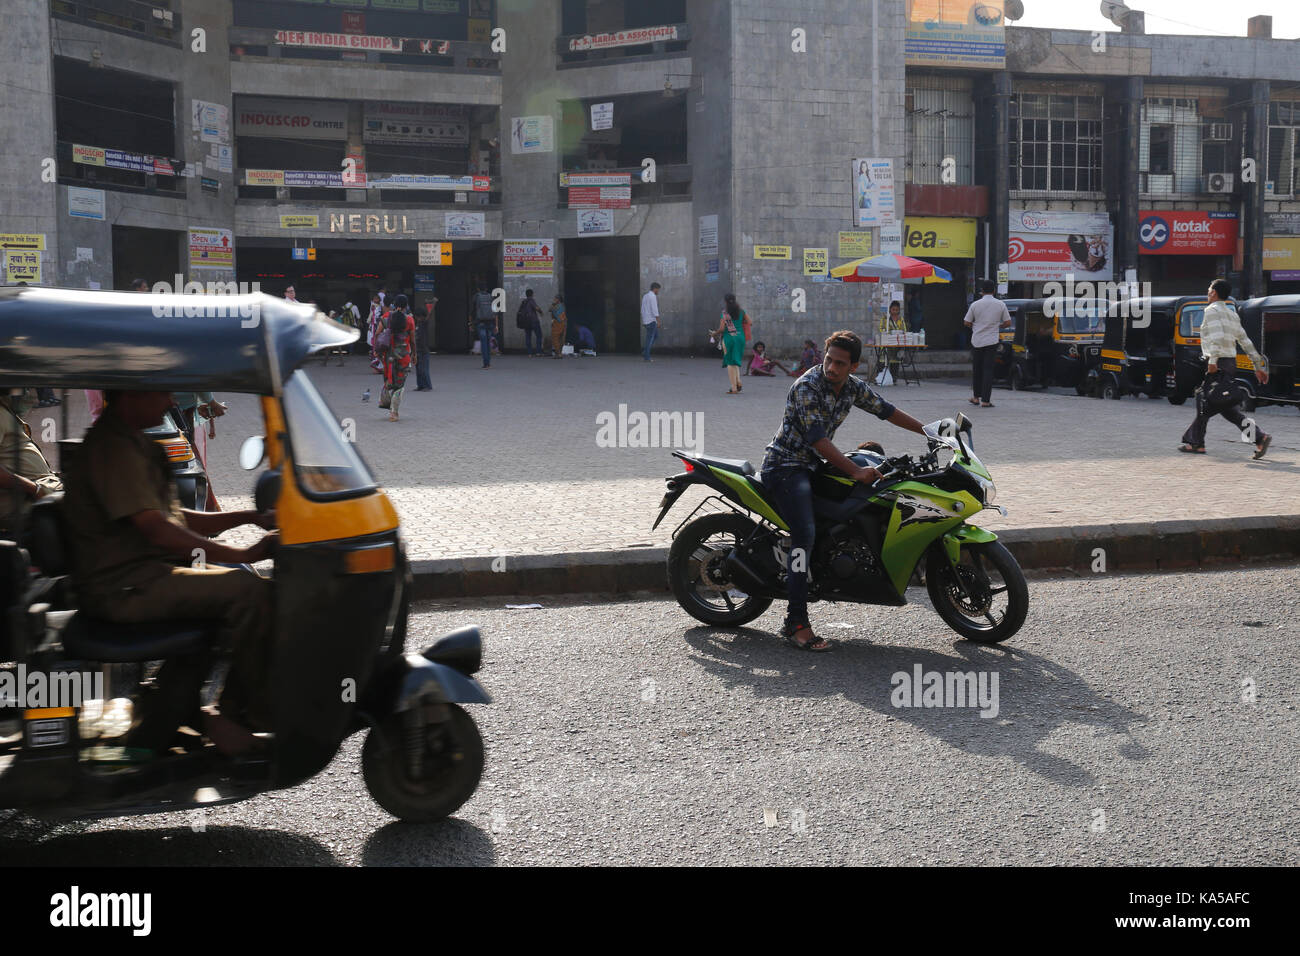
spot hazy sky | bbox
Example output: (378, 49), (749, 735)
(1014, 0), (1300, 38)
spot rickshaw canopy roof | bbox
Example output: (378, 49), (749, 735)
(0, 287), (357, 394)
(1241, 294), (1300, 316)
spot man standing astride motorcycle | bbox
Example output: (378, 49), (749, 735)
(760, 330), (926, 651)
(1179, 278), (1272, 459)
(61, 389), (278, 756)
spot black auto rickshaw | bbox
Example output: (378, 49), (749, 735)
(1084, 295), (1232, 402)
(0, 287), (488, 823)
(994, 298), (1104, 393)
(1237, 295), (1300, 410)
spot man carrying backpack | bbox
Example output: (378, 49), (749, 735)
(470, 283), (498, 369)
(516, 289), (545, 357)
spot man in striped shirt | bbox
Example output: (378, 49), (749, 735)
(1179, 279), (1271, 459)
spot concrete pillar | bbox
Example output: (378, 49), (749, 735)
(1244, 79), (1268, 297)
(986, 71), (1011, 283)
(1118, 76), (1143, 282)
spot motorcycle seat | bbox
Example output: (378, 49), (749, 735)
(62, 612), (215, 662)
(693, 456), (755, 477)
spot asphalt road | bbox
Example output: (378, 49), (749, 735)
(2, 562), (1297, 866)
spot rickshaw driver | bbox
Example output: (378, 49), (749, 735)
(61, 389), (279, 756)
(0, 389), (63, 517)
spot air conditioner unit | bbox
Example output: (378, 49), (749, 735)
(1205, 172), (1234, 193)
(1205, 123), (1233, 141)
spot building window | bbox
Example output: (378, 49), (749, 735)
(1138, 97), (1227, 196)
(1267, 101), (1300, 198)
(905, 82), (974, 185)
(1009, 93), (1103, 193)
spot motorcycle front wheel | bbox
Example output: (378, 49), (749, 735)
(925, 541), (1028, 644)
(362, 704), (484, 822)
(668, 512), (773, 626)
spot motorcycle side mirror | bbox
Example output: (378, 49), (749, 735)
(239, 435), (265, 471)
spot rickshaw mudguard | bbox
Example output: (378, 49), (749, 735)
(393, 655), (492, 710)
(942, 524), (999, 564)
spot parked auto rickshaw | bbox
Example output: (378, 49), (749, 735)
(1084, 295), (1233, 402)
(994, 298), (1104, 393)
(1237, 295), (1300, 410)
(0, 287), (488, 823)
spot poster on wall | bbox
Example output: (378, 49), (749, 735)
(699, 215), (719, 256)
(504, 239), (554, 275)
(67, 187), (106, 221)
(189, 227), (234, 271)
(852, 158), (895, 227)
(1137, 211), (1237, 256)
(1008, 209), (1113, 281)
(510, 115), (554, 154)
(577, 209), (614, 236)
(363, 102), (468, 146)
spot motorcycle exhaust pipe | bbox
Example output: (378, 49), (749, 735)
(723, 550), (769, 594)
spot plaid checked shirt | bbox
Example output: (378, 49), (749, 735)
(1200, 301), (1266, 370)
(761, 366), (895, 473)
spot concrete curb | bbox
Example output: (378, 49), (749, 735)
(409, 515), (1300, 599)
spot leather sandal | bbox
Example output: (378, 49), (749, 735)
(782, 621), (831, 652)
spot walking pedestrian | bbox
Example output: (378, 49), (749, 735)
(710, 294), (747, 394)
(367, 293), (385, 373)
(470, 283), (498, 369)
(963, 280), (1012, 408)
(516, 289), (545, 356)
(414, 296), (434, 390)
(383, 295), (415, 422)
(641, 282), (662, 361)
(1179, 279), (1272, 458)
(549, 293), (567, 358)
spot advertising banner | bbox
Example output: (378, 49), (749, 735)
(445, 212), (486, 238)
(903, 217), (976, 259)
(369, 174), (484, 190)
(568, 25), (679, 52)
(67, 187), (106, 221)
(560, 172), (631, 188)
(245, 169), (286, 186)
(363, 102), (468, 146)
(235, 97), (348, 140)
(192, 99), (230, 144)
(838, 232), (873, 258)
(72, 144), (105, 166)
(510, 116), (554, 154)
(1263, 237), (1300, 271)
(1008, 209), (1113, 281)
(504, 239), (554, 275)
(905, 0), (1006, 69)
(1138, 211), (1237, 256)
(852, 158), (896, 227)
(567, 186), (631, 209)
(189, 228), (234, 271)
(1265, 212), (1300, 236)
(577, 209), (615, 236)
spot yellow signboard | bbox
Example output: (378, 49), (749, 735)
(246, 169), (286, 187)
(838, 232), (873, 258)
(72, 144), (106, 166)
(280, 215), (320, 228)
(1263, 236), (1300, 270)
(419, 242), (453, 266)
(903, 217), (977, 259)
(0, 234), (46, 250)
(5, 251), (41, 283)
(754, 245), (792, 260)
(468, 18), (491, 42)
(803, 248), (828, 276)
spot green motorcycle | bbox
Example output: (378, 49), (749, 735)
(653, 415), (1027, 644)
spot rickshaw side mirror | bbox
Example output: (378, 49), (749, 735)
(239, 435), (266, 471)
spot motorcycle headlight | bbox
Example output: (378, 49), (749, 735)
(976, 474), (997, 504)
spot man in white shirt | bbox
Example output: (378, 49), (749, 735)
(1179, 278), (1271, 458)
(962, 280), (1012, 407)
(641, 283), (662, 362)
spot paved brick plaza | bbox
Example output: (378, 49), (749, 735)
(38, 354), (1300, 561)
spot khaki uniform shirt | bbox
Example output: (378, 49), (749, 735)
(62, 411), (184, 609)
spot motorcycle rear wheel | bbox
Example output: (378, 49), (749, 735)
(925, 541), (1028, 644)
(668, 512), (774, 626)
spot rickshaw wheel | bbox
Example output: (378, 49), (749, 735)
(1166, 392), (1187, 406)
(1009, 368), (1024, 391)
(362, 704), (485, 822)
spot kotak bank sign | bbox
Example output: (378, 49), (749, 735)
(1138, 211), (1237, 255)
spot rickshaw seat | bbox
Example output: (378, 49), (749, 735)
(25, 496), (68, 577)
(62, 612), (213, 663)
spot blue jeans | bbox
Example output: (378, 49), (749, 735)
(642, 321), (658, 360)
(476, 323), (493, 366)
(761, 466), (816, 627)
(524, 325), (543, 355)
(415, 350), (431, 389)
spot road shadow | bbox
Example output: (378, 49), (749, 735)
(681, 623), (1150, 788)
(0, 818), (337, 865)
(361, 818), (496, 866)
